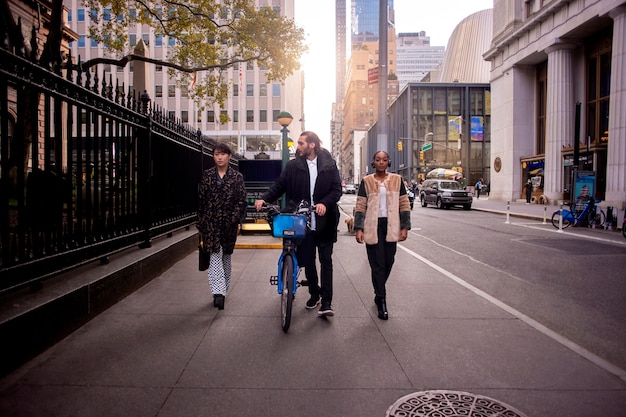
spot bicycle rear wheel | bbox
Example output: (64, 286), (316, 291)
(587, 209), (606, 227)
(280, 253), (294, 332)
(551, 210), (572, 229)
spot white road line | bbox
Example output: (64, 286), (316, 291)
(510, 222), (626, 246)
(398, 242), (626, 382)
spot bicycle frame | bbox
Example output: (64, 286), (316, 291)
(561, 203), (592, 225)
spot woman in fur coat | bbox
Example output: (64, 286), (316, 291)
(354, 151), (411, 320)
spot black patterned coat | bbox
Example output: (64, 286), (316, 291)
(197, 167), (247, 254)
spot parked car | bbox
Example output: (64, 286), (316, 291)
(420, 179), (472, 210)
(345, 184), (357, 194)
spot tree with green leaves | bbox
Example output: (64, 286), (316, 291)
(81, 0), (307, 106)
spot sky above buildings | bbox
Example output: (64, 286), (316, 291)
(295, 0), (493, 147)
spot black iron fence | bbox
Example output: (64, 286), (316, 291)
(0, 46), (224, 295)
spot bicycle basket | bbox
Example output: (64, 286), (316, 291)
(272, 214), (307, 238)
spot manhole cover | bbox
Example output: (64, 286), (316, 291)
(387, 390), (528, 417)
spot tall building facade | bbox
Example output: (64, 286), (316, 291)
(351, 0), (394, 44)
(339, 0), (398, 183)
(332, 0), (347, 175)
(396, 32), (445, 89)
(485, 0), (626, 210)
(63, 0), (303, 161)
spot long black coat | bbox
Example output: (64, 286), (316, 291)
(262, 149), (342, 243)
(197, 167), (247, 254)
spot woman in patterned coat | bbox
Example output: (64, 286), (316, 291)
(197, 143), (247, 310)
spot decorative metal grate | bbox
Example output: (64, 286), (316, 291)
(387, 390), (528, 417)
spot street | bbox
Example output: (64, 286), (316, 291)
(339, 194), (626, 375)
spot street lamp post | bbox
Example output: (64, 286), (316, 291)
(277, 111), (293, 171)
(277, 111), (293, 208)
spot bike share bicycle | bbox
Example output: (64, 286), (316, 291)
(264, 200), (314, 332)
(551, 195), (605, 229)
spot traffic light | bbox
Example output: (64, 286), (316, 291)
(397, 140), (403, 151)
(419, 150), (424, 161)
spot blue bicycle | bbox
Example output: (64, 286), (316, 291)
(266, 201), (313, 332)
(551, 196), (605, 229)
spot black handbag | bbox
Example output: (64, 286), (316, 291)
(198, 241), (210, 271)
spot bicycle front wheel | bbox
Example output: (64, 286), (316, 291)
(280, 253), (295, 332)
(551, 210), (572, 229)
(588, 209), (605, 228)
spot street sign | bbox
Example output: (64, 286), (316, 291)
(421, 143), (432, 151)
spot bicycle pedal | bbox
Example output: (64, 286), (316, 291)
(298, 279), (309, 287)
(270, 276), (278, 285)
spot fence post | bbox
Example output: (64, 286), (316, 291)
(139, 116), (153, 248)
(557, 203), (564, 232)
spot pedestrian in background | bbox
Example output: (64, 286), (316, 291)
(525, 179), (533, 204)
(354, 151), (411, 320)
(254, 131), (342, 317)
(197, 143), (247, 310)
(475, 178), (484, 199)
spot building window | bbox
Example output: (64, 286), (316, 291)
(181, 111), (188, 123)
(142, 34), (150, 45)
(246, 84), (253, 96)
(208, 110), (215, 123)
(197, 110), (202, 123)
(103, 8), (111, 21)
(233, 110), (239, 122)
(447, 89), (461, 115)
(77, 9), (85, 21)
(260, 84), (267, 97)
(168, 111), (175, 120)
(155, 85), (163, 98)
(272, 83), (280, 96)
(129, 34), (136, 47)
(586, 30), (612, 145)
(260, 110), (267, 122)
(247, 110), (254, 122)
(156, 65), (162, 72)
(78, 35), (86, 48)
(155, 35), (162, 46)
(168, 84), (175, 97)
(470, 88), (484, 115)
(233, 84), (239, 96)
(168, 37), (175, 46)
(181, 85), (188, 98)
(220, 110), (227, 122)
(90, 38), (98, 47)
(273, 109), (280, 122)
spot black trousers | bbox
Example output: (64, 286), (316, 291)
(365, 218), (397, 299)
(297, 231), (334, 303)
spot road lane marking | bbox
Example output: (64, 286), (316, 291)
(398, 242), (626, 382)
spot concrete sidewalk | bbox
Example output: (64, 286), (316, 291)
(1, 200), (625, 417)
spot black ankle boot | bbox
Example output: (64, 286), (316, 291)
(215, 294), (225, 310)
(377, 298), (388, 320)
